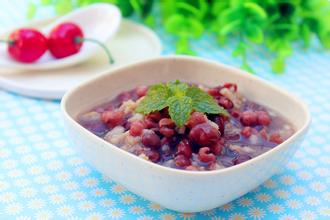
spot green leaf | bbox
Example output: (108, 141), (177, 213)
(41, 0), (52, 6)
(167, 80), (188, 96)
(245, 24), (264, 44)
(243, 2), (267, 20)
(177, 2), (201, 18)
(217, 34), (226, 45)
(219, 20), (241, 36)
(55, 0), (73, 15)
(241, 62), (255, 74)
(271, 56), (285, 74)
(186, 86), (229, 115)
(187, 18), (204, 38)
(144, 15), (155, 27)
(232, 42), (247, 57)
(301, 23), (311, 47)
(318, 30), (330, 49)
(135, 84), (169, 114)
(167, 96), (193, 127)
(165, 14), (185, 34)
(129, 0), (142, 16)
(26, 2), (36, 19)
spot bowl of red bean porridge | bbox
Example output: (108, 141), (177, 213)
(61, 56), (310, 212)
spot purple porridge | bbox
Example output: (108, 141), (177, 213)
(78, 82), (294, 171)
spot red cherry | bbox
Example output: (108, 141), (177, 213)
(48, 22), (83, 59)
(4, 29), (47, 63)
(47, 22), (114, 63)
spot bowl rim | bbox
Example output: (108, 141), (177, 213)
(61, 55), (311, 176)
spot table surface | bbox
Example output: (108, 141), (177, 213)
(1, 1), (330, 220)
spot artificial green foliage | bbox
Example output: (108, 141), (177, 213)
(28, 0), (330, 73)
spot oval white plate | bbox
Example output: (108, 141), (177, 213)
(0, 3), (121, 70)
(0, 18), (162, 99)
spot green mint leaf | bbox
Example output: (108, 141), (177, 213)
(167, 96), (193, 127)
(135, 84), (169, 114)
(167, 80), (188, 97)
(186, 86), (229, 116)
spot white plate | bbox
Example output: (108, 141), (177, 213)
(0, 18), (162, 99)
(0, 3), (121, 70)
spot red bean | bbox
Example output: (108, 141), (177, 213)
(129, 120), (145, 136)
(174, 154), (191, 167)
(176, 139), (192, 158)
(257, 111), (271, 126)
(144, 150), (160, 162)
(160, 107), (170, 118)
(241, 126), (253, 138)
(118, 92), (131, 102)
(144, 118), (158, 129)
(142, 131), (161, 149)
(159, 118), (175, 128)
(240, 111), (258, 126)
(259, 128), (268, 140)
(208, 162), (217, 170)
(210, 139), (224, 155)
(213, 116), (225, 136)
(269, 133), (283, 144)
(159, 127), (175, 137)
(189, 122), (220, 146)
(223, 83), (237, 92)
(136, 86), (148, 97)
(147, 112), (162, 122)
(186, 112), (208, 129)
(231, 110), (241, 118)
(198, 147), (216, 163)
(207, 88), (219, 97)
(217, 97), (234, 109)
(186, 165), (199, 171)
(101, 110), (124, 127)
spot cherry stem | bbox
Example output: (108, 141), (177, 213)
(75, 37), (114, 64)
(0, 39), (13, 44)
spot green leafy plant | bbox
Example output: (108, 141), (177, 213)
(135, 80), (228, 127)
(28, 0), (330, 73)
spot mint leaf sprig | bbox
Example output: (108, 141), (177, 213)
(136, 80), (228, 127)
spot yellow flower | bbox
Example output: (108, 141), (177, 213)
(149, 203), (163, 211)
(120, 195), (135, 204)
(229, 214), (246, 220)
(248, 208), (265, 219)
(112, 185), (125, 193)
(130, 206), (144, 214)
(161, 214), (175, 220)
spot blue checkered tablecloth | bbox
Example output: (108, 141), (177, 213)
(0, 1), (330, 219)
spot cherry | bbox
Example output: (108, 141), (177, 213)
(1, 28), (47, 63)
(48, 22), (114, 63)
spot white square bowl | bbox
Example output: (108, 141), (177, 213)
(61, 56), (310, 212)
